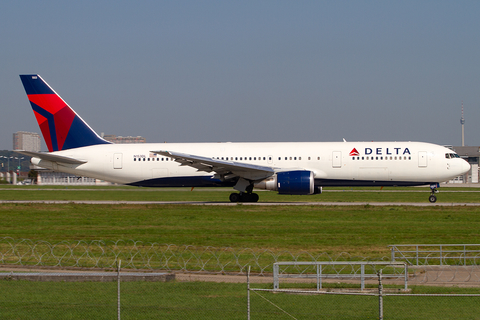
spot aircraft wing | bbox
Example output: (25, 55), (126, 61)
(16, 151), (87, 164)
(152, 150), (275, 181)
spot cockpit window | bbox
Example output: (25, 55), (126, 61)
(445, 153), (460, 159)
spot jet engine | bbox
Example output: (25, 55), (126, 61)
(255, 171), (321, 195)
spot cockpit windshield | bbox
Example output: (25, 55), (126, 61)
(445, 153), (460, 159)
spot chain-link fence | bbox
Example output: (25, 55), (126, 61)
(2, 268), (480, 319)
(0, 270), (246, 319)
(248, 288), (480, 319)
(248, 270), (480, 320)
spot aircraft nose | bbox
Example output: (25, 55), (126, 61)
(462, 159), (471, 174)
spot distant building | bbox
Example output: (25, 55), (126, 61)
(13, 131), (41, 152)
(102, 134), (146, 144)
(37, 171), (96, 185)
(35, 168), (113, 186)
(451, 146), (480, 184)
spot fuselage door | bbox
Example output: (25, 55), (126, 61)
(418, 151), (427, 167)
(332, 151), (342, 168)
(113, 153), (123, 169)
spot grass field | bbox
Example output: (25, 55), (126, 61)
(1, 185), (480, 256)
(1, 280), (479, 319)
(1, 185), (480, 319)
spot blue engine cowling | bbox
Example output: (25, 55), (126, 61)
(277, 171), (315, 195)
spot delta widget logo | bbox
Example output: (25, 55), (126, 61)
(349, 147), (411, 156)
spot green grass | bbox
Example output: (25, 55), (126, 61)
(0, 280), (479, 319)
(1, 187), (480, 318)
(1, 203), (480, 257)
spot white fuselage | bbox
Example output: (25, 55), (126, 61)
(31, 141), (470, 188)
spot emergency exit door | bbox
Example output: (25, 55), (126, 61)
(332, 151), (342, 168)
(418, 151), (427, 167)
(113, 153), (123, 169)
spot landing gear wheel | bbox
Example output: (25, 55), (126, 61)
(229, 192), (259, 202)
(242, 193), (259, 202)
(229, 193), (241, 202)
(429, 183), (439, 203)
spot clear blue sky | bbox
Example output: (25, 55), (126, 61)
(1, 1), (479, 151)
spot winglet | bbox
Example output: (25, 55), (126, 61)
(19, 74), (111, 152)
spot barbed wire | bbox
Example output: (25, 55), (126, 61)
(1, 237), (480, 283)
(0, 237), (377, 275)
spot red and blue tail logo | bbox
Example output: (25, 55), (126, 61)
(20, 75), (110, 152)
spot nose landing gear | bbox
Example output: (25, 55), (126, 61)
(429, 183), (439, 203)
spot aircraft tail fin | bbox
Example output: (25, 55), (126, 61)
(19, 74), (110, 152)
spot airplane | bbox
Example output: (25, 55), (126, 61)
(18, 74), (471, 203)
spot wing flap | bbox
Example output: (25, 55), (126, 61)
(153, 150), (275, 181)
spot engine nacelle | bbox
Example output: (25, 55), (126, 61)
(255, 171), (321, 195)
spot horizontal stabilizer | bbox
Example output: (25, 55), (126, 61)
(17, 150), (87, 164)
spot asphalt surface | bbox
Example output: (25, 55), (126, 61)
(1, 200), (480, 206)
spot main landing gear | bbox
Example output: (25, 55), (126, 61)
(229, 192), (259, 203)
(429, 183), (439, 203)
(229, 182), (259, 202)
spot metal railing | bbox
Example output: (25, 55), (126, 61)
(273, 261), (408, 291)
(389, 244), (480, 266)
